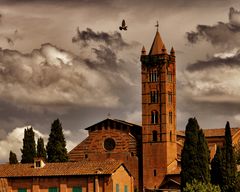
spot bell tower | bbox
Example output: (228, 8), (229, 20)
(140, 27), (177, 190)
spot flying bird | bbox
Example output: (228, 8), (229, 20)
(119, 19), (127, 31)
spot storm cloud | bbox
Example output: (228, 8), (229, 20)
(183, 49), (240, 103)
(186, 7), (240, 48)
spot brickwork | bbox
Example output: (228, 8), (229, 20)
(140, 31), (177, 190)
(68, 119), (141, 190)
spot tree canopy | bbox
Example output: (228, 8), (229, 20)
(37, 137), (46, 159)
(9, 151), (18, 164)
(46, 119), (68, 162)
(181, 118), (210, 189)
(21, 127), (36, 163)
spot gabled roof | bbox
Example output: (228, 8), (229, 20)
(149, 31), (164, 55)
(0, 160), (123, 178)
(85, 118), (141, 130)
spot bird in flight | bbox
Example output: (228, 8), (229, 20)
(119, 19), (127, 30)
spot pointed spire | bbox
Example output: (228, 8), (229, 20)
(141, 46), (146, 55)
(149, 31), (164, 55)
(170, 47), (175, 56)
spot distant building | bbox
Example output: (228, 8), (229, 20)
(0, 159), (134, 192)
(0, 29), (240, 192)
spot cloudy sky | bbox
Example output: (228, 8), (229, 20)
(0, 0), (240, 162)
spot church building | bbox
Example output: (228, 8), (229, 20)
(0, 29), (240, 192)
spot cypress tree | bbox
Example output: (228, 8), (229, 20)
(211, 146), (223, 185)
(21, 127), (36, 163)
(9, 151), (18, 164)
(181, 117), (210, 190)
(197, 129), (210, 183)
(46, 119), (68, 162)
(37, 137), (46, 159)
(221, 121), (236, 191)
(181, 118), (201, 189)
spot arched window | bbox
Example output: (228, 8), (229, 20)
(170, 131), (172, 142)
(151, 111), (158, 124)
(152, 130), (158, 142)
(150, 91), (158, 103)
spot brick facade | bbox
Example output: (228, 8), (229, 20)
(140, 30), (177, 190)
(68, 119), (142, 191)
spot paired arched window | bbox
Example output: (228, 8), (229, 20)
(149, 71), (158, 82)
(151, 110), (158, 124)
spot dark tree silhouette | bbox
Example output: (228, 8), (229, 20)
(46, 119), (68, 162)
(21, 127), (36, 163)
(181, 118), (210, 190)
(37, 137), (46, 160)
(9, 151), (18, 164)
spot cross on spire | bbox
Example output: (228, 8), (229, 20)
(155, 21), (159, 31)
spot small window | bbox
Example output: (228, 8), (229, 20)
(116, 184), (120, 192)
(152, 131), (158, 142)
(36, 161), (41, 168)
(154, 169), (157, 176)
(49, 187), (59, 192)
(18, 189), (27, 192)
(167, 71), (172, 82)
(170, 131), (172, 142)
(168, 92), (172, 104)
(84, 154), (88, 159)
(151, 111), (158, 124)
(124, 185), (128, 192)
(73, 187), (82, 192)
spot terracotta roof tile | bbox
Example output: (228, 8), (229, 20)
(177, 128), (240, 137)
(0, 159), (122, 178)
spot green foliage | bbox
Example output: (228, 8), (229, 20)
(221, 121), (237, 191)
(181, 118), (210, 189)
(37, 137), (46, 159)
(211, 146), (223, 185)
(9, 151), (18, 164)
(197, 129), (211, 183)
(211, 121), (237, 192)
(46, 119), (68, 162)
(21, 127), (36, 163)
(183, 179), (221, 192)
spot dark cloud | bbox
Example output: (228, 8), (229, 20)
(186, 7), (240, 48)
(186, 51), (240, 72)
(72, 28), (129, 50)
(181, 48), (240, 108)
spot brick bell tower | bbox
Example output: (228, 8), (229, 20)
(140, 26), (177, 190)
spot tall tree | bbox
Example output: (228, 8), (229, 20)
(211, 146), (223, 185)
(9, 151), (18, 164)
(37, 137), (46, 159)
(197, 129), (210, 183)
(221, 121), (237, 191)
(46, 119), (68, 162)
(21, 127), (36, 163)
(181, 118), (210, 190)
